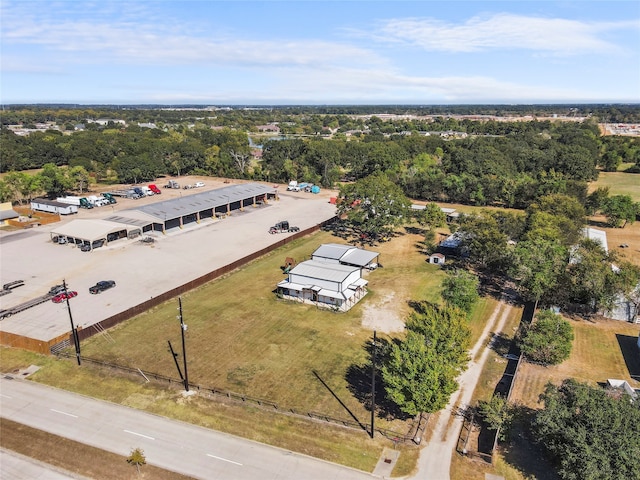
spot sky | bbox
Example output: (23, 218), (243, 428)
(1, 0), (639, 105)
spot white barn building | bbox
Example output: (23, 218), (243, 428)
(276, 260), (369, 312)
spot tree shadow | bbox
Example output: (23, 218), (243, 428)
(499, 407), (560, 480)
(404, 226), (423, 235)
(488, 333), (512, 357)
(615, 333), (640, 382)
(344, 337), (412, 421)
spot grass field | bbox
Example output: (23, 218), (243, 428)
(509, 317), (640, 409)
(1, 227), (449, 474)
(72, 228), (447, 434)
(589, 168), (640, 201)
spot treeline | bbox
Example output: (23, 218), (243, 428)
(2, 111), (640, 209)
(3, 103), (640, 123)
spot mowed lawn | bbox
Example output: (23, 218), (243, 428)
(78, 228), (446, 431)
(589, 168), (640, 201)
(510, 317), (640, 409)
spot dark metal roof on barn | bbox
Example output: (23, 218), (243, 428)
(131, 183), (276, 222)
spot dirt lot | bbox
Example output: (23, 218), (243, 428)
(0, 176), (338, 343)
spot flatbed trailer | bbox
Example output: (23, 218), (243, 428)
(0, 294), (52, 320)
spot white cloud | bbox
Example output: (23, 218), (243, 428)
(372, 14), (638, 55)
(1, 10), (386, 69)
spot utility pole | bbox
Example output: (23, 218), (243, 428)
(167, 340), (184, 381)
(63, 279), (81, 365)
(178, 297), (189, 392)
(370, 330), (377, 439)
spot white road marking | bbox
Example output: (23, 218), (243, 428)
(0, 393), (12, 399)
(206, 454), (243, 466)
(50, 408), (78, 418)
(124, 429), (155, 440)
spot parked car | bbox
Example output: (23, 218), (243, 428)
(52, 291), (78, 303)
(80, 244), (91, 252)
(194, 181), (205, 188)
(49, 284), (65, 296)
(89, 280), (116, 294)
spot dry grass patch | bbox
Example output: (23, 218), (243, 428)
(509, 317), (640, 409)
(70, 229), (445, 431)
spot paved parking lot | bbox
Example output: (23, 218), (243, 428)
(0, 180), (338, 343)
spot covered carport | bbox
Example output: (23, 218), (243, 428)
(50, 219), (142, 249)
(132, 183), (278, 234)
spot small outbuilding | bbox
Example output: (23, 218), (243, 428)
(0, 202), (19, 226)
(31, 198), (77, 215)
(429, 253), (446, 265)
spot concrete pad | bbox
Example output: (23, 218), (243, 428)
(372, 447), (400, 478)
(0, 182), (338, 344)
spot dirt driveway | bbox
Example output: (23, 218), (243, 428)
(0, 178), (338, 343)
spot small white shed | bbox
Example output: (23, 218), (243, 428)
(429, 253), (446, 265)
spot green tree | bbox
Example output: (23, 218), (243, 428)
(127, 447), (146, 475)
(457, 211), (509, 270)
(477, 395), (514, 441)
(415, 202), (447, 229)
(441, 270), (480, 315)
(382, 302), (471, 415)
(38, 163), (72, 198)
(519, 310), (573, 365)
(511, 238), (568, 305)
(526, 194), (586, 246)
(68, 166), (90, 194)
(533, 379), (640, 480)
(601, 194), (639, 228)
(563, 239), (622, 313)
(337, 172), (411, 241)
(585, 186), (609, 215)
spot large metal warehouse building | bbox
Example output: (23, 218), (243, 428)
(50, 183), (278, 248)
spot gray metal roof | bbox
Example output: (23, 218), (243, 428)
(312, 243), (354, 260)
(312, 243), (379, 267)
(341, 248), (378, 267)
(289, 260), (360, 283)
(102, 211), (160, 228)
(0, 209), (19, 221)
(50, 219), (139, 242)
(131, 183), (276, 222)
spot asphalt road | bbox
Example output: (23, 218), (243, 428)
(0, 378), (374, 480)
(0, 449), (89, 480)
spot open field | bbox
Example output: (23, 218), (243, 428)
(72, 228), (446, 434)
(589, 170), (640, 201)
(509, 317), (640, 409)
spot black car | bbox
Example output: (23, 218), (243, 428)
(89, 280), (116, 294)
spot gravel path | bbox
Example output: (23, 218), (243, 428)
(411, 294), (514, 480)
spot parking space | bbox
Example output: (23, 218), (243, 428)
(0, 181), (338, 343)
